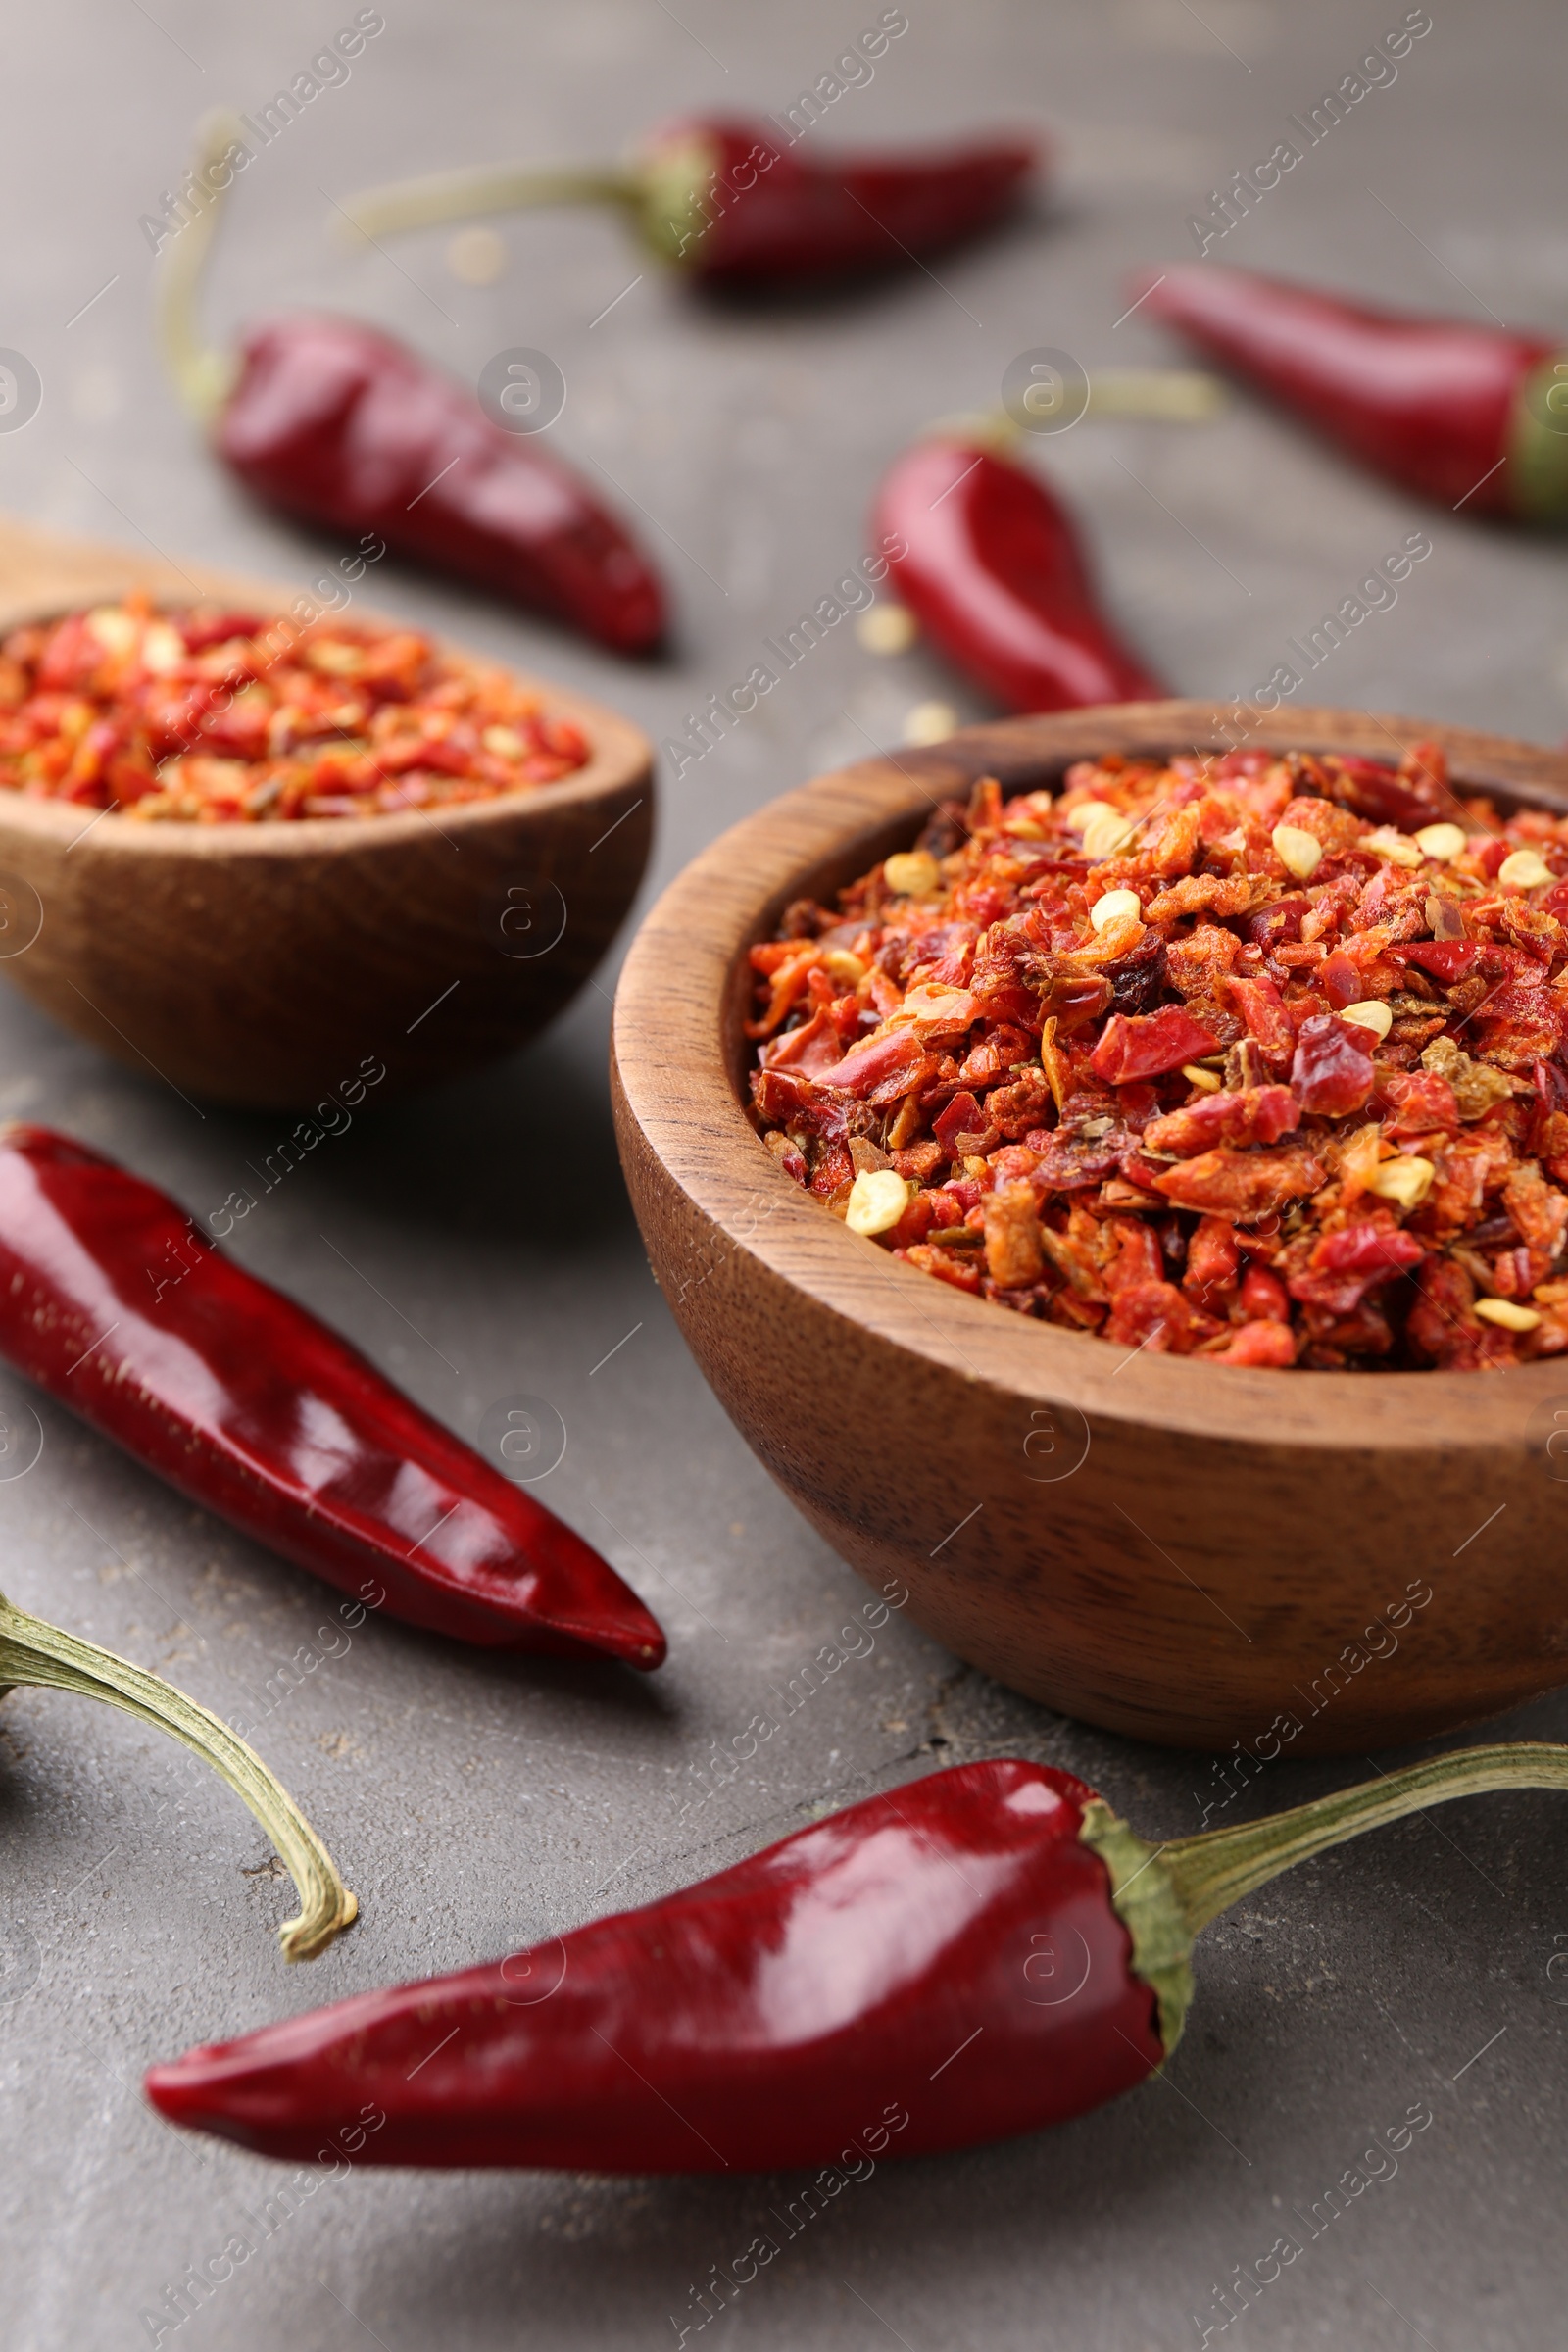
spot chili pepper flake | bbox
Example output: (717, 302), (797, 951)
(750, 746), (1568, 1368)
(0, 595), (592, 822)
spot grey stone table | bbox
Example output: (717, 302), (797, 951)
(2, 3), (1565, 2346)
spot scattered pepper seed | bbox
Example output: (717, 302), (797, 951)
(1079, 804), (1137, 863)
(1342, 1000), (1394, 1039)
(1364, 827), (1424, 868)
(883, 849), (942, 899)
(902, 701), (958, 747)
(446, 226), (509, 284)
(1182, 1063), (1223, 1093)
(857, 604), (919, 655)
(1414, 821), (1467, 860)
(1090, 887), (1143, 933)
(1271, 822), (1323, 879)
(845, 1169), (911, 1236)
(1366, 1156), (1436, 1209)
(1498, 848), (1554, 890)
(1475, 1298), (1544, 1332)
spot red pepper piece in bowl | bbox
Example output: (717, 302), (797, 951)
(338, 117), (1041, 292)
(1324, 751), (1446, 832)
(871, 435), (1166, 713)
(145, 1741), (1568, 2168)
(0, 1126), (664, 1668)
(1091, 1004), (1218, 1085)
(1397, 939), (1478, 982)
(1134, 263), (1568, 519)
(1311, 1225), (1424, 1278)
(1290, 1012), (1377, 1116)
(157, 116), (666, 655)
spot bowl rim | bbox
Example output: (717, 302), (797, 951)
(0, 546), (651, 858)
(612, 699), (1568, 1456)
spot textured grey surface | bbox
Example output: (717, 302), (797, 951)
(1, 3), (1566, 2347)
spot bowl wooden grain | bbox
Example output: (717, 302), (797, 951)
(0, 514), (652, 1109)
(612, 702), (1568, 1755)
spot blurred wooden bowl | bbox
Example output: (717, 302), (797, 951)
(613, 702), (1568, 1754)
(0, 514), (652, 1109)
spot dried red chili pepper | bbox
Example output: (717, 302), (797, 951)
(146, 1743), (1568, 2166)
(871, 436), (1166, 712)
(339, 116), (1039, 292)
(158, 117), (665, 654)
(0, 1589), (354, 1959)
(216, 318), (666, 652)
(1135, 263), (1568, 517)
(0, 1127), (664, 1667)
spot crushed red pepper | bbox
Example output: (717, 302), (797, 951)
(749, 746), (1568, 1369)
(0, 594), (591, 821)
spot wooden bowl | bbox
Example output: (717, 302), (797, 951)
(0, 515), (652, 1109)
(613, 702), (1568, 1755)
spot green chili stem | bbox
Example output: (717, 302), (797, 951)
(336, 165), (641, 246)
(1163, 1741), (1568, 1936)
(0, 1592), (356, 1961)
(155, 108), (243, 425)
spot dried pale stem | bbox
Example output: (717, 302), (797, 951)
(929, 375), (1225, 453)
(155, 108), (244, 424)
(336, 165), (640, 246)
(1164, 1741), (1568, 1936)
(1084, 369), (1226, 420)
(0, 1593), (356, 1960)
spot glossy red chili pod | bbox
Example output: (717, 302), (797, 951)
(0, 1126), (665, 1668)
(339, 117), (1041, 293)
(216, 314), (666, 654)
(146, 1743), (1568, 2171)
(157, 114), (667, 655)
(634, 116), (1039, 289)
(1135, 263), (1568, 520)
(147, 1760), (1164, 2169)
(871, 436), (1166, 714)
